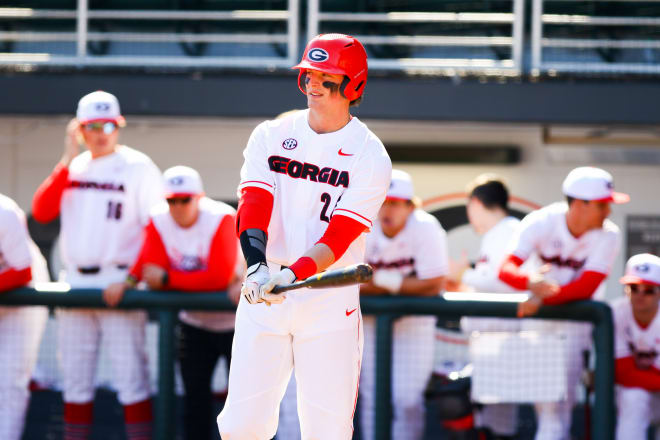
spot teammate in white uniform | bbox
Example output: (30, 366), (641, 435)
(498, 166), (627, 440)
(106, 165), (241, 440)
(0, 193), (49, 440)
(449, 174), (522, 439)
(32, 91), (164, 440)
(217, 34), (391, 440)
(612, 253), (660, 440)
(360, 169), (448, 440)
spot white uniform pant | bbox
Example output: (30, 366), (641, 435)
(616, 386), (660, 440)
(0, 306), (48, 440)
(58, 266), (151, 405)
(57, 308), (151, 405)
(217, 285), (362, 440)
(521, 319), (590, 440)
(360, 315), (436, 440)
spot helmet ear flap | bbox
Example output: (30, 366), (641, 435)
(298, 70), (308, 95)
(338, 76), (351, 100)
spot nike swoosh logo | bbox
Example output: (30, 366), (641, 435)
(338, 148), (353, 157)
(346, 308), (357, 317)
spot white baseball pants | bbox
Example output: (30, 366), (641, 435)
(0, 306), (48, 440)
(217, 284), (362, 440)
(616, 386), (660, 440)
(360, 315), (436, 440)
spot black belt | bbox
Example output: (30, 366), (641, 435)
(78, 264), (129, 275)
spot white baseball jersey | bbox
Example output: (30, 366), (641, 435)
(612, 297), (660, 369)
(509, 202), (620, 289)
(60, 146), (164, 269)
(365, 209), (449, 281)
(0, 194), (32, 275)
(462, 216), (522, 293)
(150, 197), (239, 332)
(238, 109), (392, 267)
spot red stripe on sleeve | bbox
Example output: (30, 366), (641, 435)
(32, 163), (70, 223)
(317, 214), (368, 261)
(615, 357), (660, 391)
(129, 221), (170, 281)
(167, 214), (238, 291)
(498, 254), (528, 290)
(543, 270), (606, 305)
(236, 187), (274, 236)
(0, 267), (32, 291)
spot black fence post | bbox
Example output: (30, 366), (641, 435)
(154, 309), (177, 440)
(591, 302), (615, 440)
(374, 314), (395, 440)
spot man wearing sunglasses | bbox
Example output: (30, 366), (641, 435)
(217, 34), (391, 439)
(498, 166), (628, 440)
(612, 253), (660, 440)
(32, 90), (164, 440)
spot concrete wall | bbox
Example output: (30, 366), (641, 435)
(1, 115), (658, 299)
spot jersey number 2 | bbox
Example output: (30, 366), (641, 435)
(320, 193), (332, 223)
(107, 201), (123, 220)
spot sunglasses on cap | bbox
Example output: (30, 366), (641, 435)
(166, 196), (192, 205)
(626, 284), (660, 296)
(82, 121), (118, 135)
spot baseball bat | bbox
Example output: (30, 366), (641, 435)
(271, 263), (373, 294)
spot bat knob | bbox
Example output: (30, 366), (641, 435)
(355, 264), (373, 282)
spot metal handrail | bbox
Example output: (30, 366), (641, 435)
(532, 0), (660, 75)
(0, 0), (299, 68)
(306, 0), (525, 75)
(0, 287), (615, 440)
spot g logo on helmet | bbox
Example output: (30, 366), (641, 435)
(308, 48), (329, 62)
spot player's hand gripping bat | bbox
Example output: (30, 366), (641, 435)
(270, 264), (373, 294)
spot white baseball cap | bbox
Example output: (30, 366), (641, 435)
(387, 169), (415, 201)
(76, 91), (125, 125)
(620, 253), (660, 286)
(562, 166), (629, 204)
(163, 166), (204, 198)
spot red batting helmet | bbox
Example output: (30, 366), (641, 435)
(292, 34), (368, 101)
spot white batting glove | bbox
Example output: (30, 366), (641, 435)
(260, 268), (296, 305)
(372, 270), (404, 294)
(241, 263), (271, 305)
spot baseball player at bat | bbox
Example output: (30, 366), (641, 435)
(612, 253), (660, 440)
(0, 193), (49, 440)
(32, 91), (164, 440)
(498, 166), (627, 440)
(217, 34), (392, 439)
(359, 169), (448, 440)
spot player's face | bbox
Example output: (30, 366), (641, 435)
(466, 197), (487, 235)
(582, 200), (611, 229)
(80, 121), (119, 157)
(378, 199), (414, 238)
(167, 194), (200, 228)
(304, 70), (348, 109)
(626, 283), (660, 314)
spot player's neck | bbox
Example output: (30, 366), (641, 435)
(565, 210), (591, 238)
(481, 209), (507, 234)
(307, 107), (351, 134)
(90, 144), (119, 159)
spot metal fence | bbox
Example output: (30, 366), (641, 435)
(531, 0), (660, 75)
(0, 286), (615, 440)
(4, 0), (660, 75)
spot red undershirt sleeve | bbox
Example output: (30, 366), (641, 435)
(316, 214), (367, 261)
(167, 215), (238, 291)
(0, 267), (32, 291)
(236, 187), (273, 236)
(498, 254), (529, 290)
(615, 357), (660, 391)
(32, 163), (70, 223)
(543, 270), (606, 305)
(129, 221), (170, 281)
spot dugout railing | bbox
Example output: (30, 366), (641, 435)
(0, 287), (615, 440)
